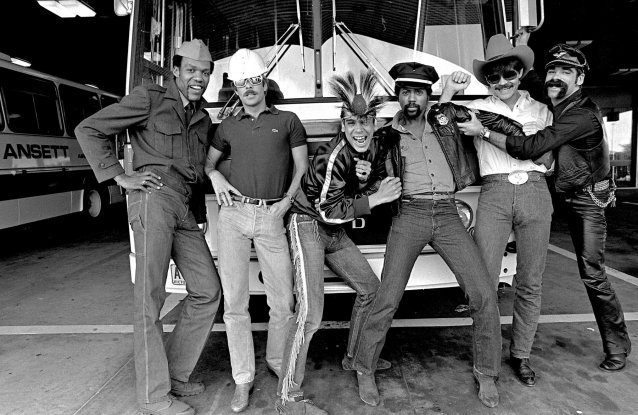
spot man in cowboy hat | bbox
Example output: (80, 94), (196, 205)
(457, 43), (632, 373)
(76, 39), (221, 415)
(342, 62), (503, 408)
(440, 33), (554, 387)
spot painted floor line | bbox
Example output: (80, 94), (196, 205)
(548, 243), (638, 286)
(2, 313), (637, 335)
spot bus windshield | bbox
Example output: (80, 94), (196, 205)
(194, 0), (503, 103)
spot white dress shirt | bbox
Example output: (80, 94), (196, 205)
(468, 90), (553, 176)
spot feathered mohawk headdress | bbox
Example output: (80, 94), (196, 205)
(329, 70), (385, 119)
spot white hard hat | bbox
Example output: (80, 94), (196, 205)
(227, 49), (267, 81)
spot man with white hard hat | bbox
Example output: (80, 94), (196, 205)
(76, 39), (221, 415)
(205, 48), (308, 413)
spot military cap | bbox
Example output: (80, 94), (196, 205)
(175, 39), (213, 63)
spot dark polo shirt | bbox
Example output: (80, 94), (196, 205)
(212, 106), (307, 199)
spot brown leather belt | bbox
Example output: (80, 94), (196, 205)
(403, 192), (455, 201)
(230, 195), (282, 206)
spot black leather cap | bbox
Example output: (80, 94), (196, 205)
(389, 62), (440, 87)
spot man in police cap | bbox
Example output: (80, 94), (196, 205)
(342, 62), (503, 408)
(441, 33), (554, 387)
(458, 43), (632, 372)
(205, 48), (307, 413)
(76, 39), (221, 415)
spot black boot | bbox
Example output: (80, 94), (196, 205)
(510, 357), (536, 387)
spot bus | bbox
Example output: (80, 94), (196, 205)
(122, 0), (531, 294)
(0, 53), (125, 229)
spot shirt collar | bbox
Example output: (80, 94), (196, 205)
(485, 89), (532, 109)
(391, 108), (432, 135)
(235, 105), (278, 120)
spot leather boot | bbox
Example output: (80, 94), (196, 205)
(510, 357), (536, 387)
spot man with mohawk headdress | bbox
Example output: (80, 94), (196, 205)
(275, 70), (402, 415)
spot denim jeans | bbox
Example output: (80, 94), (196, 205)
(345, 198), (501, 377)
(128, 185), (221, 404)
(474, 175), (553, 359)
(278, 214), (380, 401)
(564, 190), (631, 355)
(217, 202), (295, 384)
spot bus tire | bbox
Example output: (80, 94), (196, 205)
(83, 186), (108, 219)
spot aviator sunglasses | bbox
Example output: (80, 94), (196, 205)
(233, 75), (264, 88)
(485, 69), (519, 85)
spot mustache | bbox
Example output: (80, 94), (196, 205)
(494, 82), (515, 91)
(545, 79), (568, 89)
(243, 91), (257, 97)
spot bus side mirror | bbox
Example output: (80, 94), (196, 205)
(114, 0), (133, 16)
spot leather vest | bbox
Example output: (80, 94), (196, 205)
(555, 96), (610, 193)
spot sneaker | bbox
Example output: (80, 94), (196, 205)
(139, 397), (195, 415)
(275, 399), (329, 414)
(170, 379), (205, 397)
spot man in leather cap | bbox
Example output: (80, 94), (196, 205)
(458, 43), (632, 372)
(76, 39), (221, 415)
(441, 33), (554, 387)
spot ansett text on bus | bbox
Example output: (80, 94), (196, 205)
(3, 143), (70, 159)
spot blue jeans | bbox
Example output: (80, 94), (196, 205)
(345, 198), (501, 377)
(474, 175), (553, 359)
(564, 189), (631, 355)
(278, 214), (380, 401)
(128, 185), (221, 405)
(217, 202), (295, 384)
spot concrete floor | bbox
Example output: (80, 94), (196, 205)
(1, 190), (637, 415)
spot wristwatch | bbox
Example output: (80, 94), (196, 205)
(480, 127), (491, 142)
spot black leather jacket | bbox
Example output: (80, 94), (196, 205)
(380, 103), (524, 204)
(291, 132), (386, 226)
(506, 91), (610, 193)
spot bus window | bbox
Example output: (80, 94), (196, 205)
(59, 85), (101, 136)
(0, 68), (63, 135)
(100, 95), (119, 108)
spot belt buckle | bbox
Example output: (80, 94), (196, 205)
(507, 171), (528, 185)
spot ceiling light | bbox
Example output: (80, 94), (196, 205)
(10, 57), (32, 67)
(37, 0), (96, 18)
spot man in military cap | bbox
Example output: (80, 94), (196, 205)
(342, 61), (503, 408)
(458, 43), (632, 373)
(76, 39), (221, 415)
(441, 33), (554, 387)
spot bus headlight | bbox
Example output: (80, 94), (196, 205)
(455, 200), (473, 230)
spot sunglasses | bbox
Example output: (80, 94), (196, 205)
(233, 75), (264, 88)
(485, 69), (519, 85)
